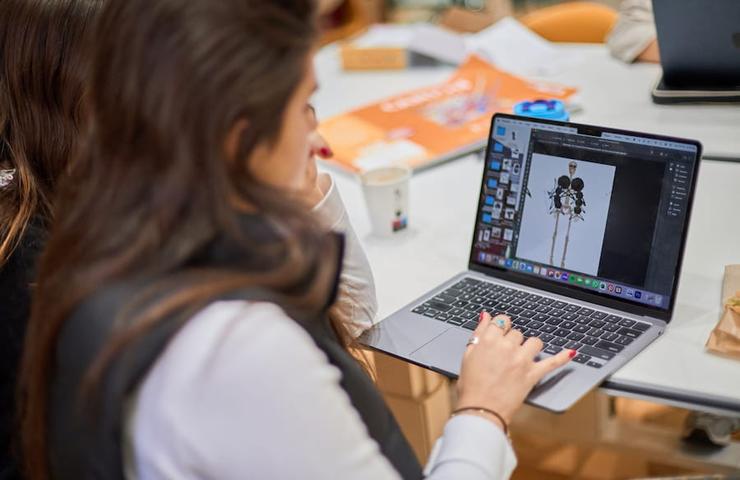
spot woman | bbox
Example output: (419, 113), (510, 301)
(0, 1), (101, 477)
(20, 0), (573, 478)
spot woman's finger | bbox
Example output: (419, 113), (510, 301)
(308, 131), (333, 159)
(530, 348), (574, 380)
(521, 336), (544, 359)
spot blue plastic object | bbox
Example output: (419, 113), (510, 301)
(513, 99), (569, 122)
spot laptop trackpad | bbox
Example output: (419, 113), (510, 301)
(409, 328), (471, 377)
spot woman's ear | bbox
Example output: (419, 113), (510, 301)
(224, 119), (249, 164)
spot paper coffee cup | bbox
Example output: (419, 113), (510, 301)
(360, 165), (410, 237)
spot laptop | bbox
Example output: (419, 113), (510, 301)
(360, 113), (702, 413)
(652, 0), (740, 103)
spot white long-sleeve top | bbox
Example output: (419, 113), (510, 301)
(124, 174), (517, 479)
(606, 0), (656, 63)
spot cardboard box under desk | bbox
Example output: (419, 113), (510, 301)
(384, 376), (452, 463)
(373, 351), (448, 399)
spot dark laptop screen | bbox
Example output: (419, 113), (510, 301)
(471, 115), (699, 312)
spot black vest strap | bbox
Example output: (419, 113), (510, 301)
(49, 283), (422, 479)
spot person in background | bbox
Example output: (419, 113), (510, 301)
(606, 0), (659, 63)
(20, 0), (573, 479)
(0, 1), (102, 477)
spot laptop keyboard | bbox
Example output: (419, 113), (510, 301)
(411, 277), (652, 369)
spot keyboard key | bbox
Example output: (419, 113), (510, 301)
(472, 296), (486, 304)
(572, 353), (590, 364)
(423, 310), (440, 318)
(567, 332), (585, 341)
(601, 331), (618, 342)
(587, 328), (604, 337)
(595, 340), (624, 353)
(551, 301), (568, 309)
(540, 324), (557, 333)
(605, 314), (622, 323)
(497, 303), (511, 311)
(573, 324), (590, 334)
(515, 290), (529, 298)
(619, 319), (636, 327)
(425, 300), (452, 312)
(602, 323), (620, 332)
(554, 328), (570, 338)
(450, 307), (464, 316)
(562, 313), (579, 321)
(591, 311), (608, 320)
(528, 321), (544, 330)
(464, 278), (481, 285)
(633, 322), (651, 332)
(435, 313), (451, 321)
(589, 319), (606, 329)
(578, 307), (595, 316)
(482, 300), (498, 309)
(463, 303), (480, 312)
(551, 337), (568, 347)
(539, 333), (555, 343)
(447, 317), (465, 326)
(538, 298), (554, 305)
(550, 309), (566, 318)
(527, 293), (543, 302)
(564, 304), (581, 313)
(586, 361), (603, 368)
(580, 345), (615, 361)
(565, 341), (583, 350)
(460, 311), (477, 319)
(524, 302), (539, 310)
(616, 336), (634, 346)
(533, 313), (550, 322)
(508, 306), (524, 314)
(460, 293), (475, 301)
(618, 327), (642, 339)
(545, 316), (563, 325)
(453, 300), (468, 308)
(544, 345), (563, 355)
(561, 321), (576, 329)
(433, 294), (457, 304)
(412, 306), (428, 314)
(536, 305), (553, 313)
(520, 309), (536, 318)
(513, 318), (531, 327)
(511, 299), (527, 307)
(574, 315), (591, 325)
(581, 335), (598, 346)
(503, 288), (517, 295)
(462, 320), (478, 330)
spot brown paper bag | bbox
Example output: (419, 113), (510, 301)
(705, 265), (740, 358)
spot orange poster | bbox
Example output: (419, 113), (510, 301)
(319, 55), (577, 173)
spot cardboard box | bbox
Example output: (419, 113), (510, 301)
(374, 351), (446, 399)
(384, 378), (452, 463)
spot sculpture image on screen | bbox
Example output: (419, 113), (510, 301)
(548, 161), (586, 268)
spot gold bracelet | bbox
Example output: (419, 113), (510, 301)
(451, 406), (509, 437)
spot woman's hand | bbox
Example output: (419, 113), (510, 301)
(300, 108), (333, 207)
(456, 311), (574, 427)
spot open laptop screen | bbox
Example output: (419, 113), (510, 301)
(471, 114), (699, 313)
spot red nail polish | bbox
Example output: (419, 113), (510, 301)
(479, 311), (486, 321)
(320, 147), (332, 157)
(568, 349), (577, 359)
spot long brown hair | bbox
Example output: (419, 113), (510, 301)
(0, 0), (100, 265)
(20, 0), (350, 478)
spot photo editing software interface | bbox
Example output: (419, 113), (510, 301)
(473, 116), (698, 310)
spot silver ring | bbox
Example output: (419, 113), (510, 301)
(466, 336), (480, 347)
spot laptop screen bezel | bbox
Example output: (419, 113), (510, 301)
(467, 113), (702, 323)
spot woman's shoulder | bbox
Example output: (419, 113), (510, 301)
(135, 299), (338, 408)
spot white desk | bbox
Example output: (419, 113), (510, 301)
(314, 44), (740, 416)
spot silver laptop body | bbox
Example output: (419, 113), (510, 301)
(361, 114), (702, 413)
